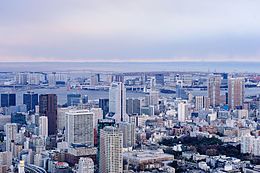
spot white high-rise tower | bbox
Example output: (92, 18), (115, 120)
(5, 123), (18, 152)
(39, 116), (48, 138)
(65, 110), (94, 146)
(109, 82), (127, 122)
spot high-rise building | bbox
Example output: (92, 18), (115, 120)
(39, 94), (57, 135)
(67, 93), (81, 106)
(149, 91), (159, 106)
(99, 98), (109, 118)
(112, 74), (124, 83)
(109, 82), (127, 122)
(82, 95), (88, 104)
(90, 74), (100, 86)
(57, 107), (72, 131)
(65, 110), (94, 146)
(126, 98), (133, 115)
(39, 116), (48, 138)
(241, 135), (254, 154)
(23, 92), (38, 112)
(99, 126), (123, 173)
(228, 77), (245, 110)
(178, 101), (189, 122)
(15, 73), (28, 85)
(97, 118), (116, 162)
(195, 96), (209, 111)
(0, 93), (16, 107)
(118, 122), (135, 148)
(155, 74), (164, 86)
(208, 75), (221, 107)
(78, 157), (94, 173)
(4, 123), (18, 152)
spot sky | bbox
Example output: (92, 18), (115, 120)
(0, 0), (260, 62)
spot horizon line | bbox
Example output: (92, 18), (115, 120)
(0, 59), (260, 63)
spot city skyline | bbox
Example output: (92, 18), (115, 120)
(1, 0), (260, 62)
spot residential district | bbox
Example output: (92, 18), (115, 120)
(0, 71), (260, 173)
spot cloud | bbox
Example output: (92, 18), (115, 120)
(0, 0), (260, 61)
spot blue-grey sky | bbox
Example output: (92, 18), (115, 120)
(0, 0), (260, 62)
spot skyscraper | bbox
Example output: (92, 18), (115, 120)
(109, 82), (127, 122)
(97, 118), (116, 162)
(195, 96), (209, 111)
(65, 110), (94, 146)
(23, 92), (38, 112)
(99, 126), (123, 173)
(39, 116), (48, 138)
(118, 122), (135, 148)
(99, 98), (109, 118)
(178, 101), (189, 122)
(67, 93), (81, 106)
(39, 94), (57, 135)
(155, 74), (164, 86)
(4, 123), (17, 152)
(112, 74), (124, 83)
(228, 77), (245, 110)
(208, 75), (221, 107)
(0, 93), (16, 107)
(149, 77), (159, 106)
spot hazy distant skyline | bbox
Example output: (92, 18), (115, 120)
(1, 0), (260, 62)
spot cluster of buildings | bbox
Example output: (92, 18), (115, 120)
(0, 71), (259, 173)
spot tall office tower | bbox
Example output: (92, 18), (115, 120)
(228, 77), (245, 110)
(148, 77), (159, 106)
(109, 82), (127, 122)
(99, 98), (109, 118)
(28, 72), (41, 85)
(133, 98), (142, 115)
(39, 94), (57, 135)
(177, 101), (189, 122)
(99, 126), (123, 173)
(47, 72), (57, 87)
(57, 107), (72, 131)
(149, 90), (159, 106)
(118, 122), (135, 148)
(126, 98), (142, 115)
(90, 74), (99, 86)
(97, 119), (116, 161)
(82, 95), (88, 104)
(221, 73), (228, 86)
(91, 108), (103, 129)
(23, 92), (38, 112)
(155, 74), (164, 86)
(208, 75), (221, 107)
(126, 98), (134, 115)
(78, 157), (94, 173)
(195, 96), (209, 111)
(112, 74), (124, 83)
(176, 80), (188, 100)
(65, 110), (94, 146)
(67, 93), (81, 106)
(150, 77), (156, 91)
(15, 72), (28, 85)
(39, 116), (48, 138)
(4, 123), (18, 152)
(0, 93), (16, 107)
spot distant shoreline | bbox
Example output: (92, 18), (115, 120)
(0, 61), (259, 73)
